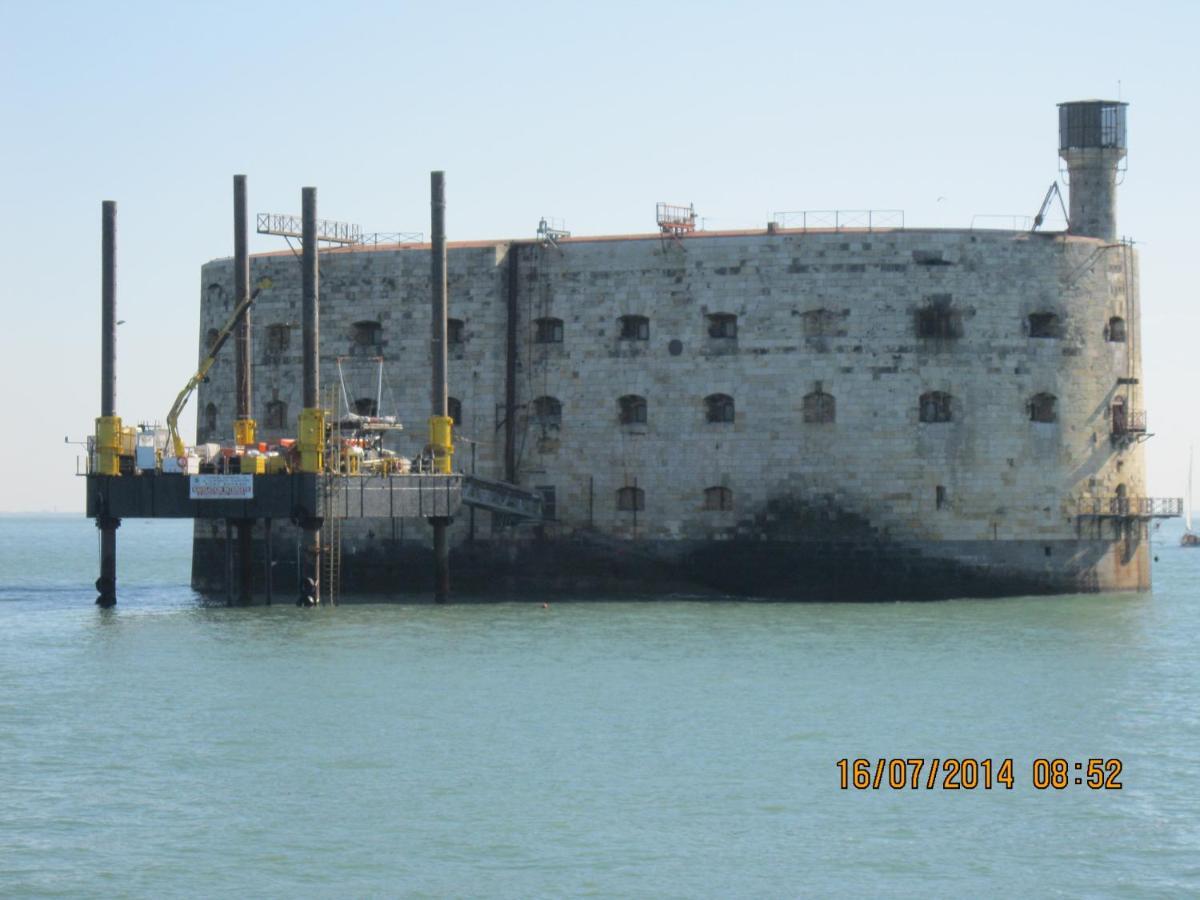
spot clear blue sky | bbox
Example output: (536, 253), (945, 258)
(1, 0), (1196, 511)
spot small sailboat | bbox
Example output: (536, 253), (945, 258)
(1182, 447), (1200, 546)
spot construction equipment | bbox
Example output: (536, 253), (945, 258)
(164, 277), (272, 459)
(1032, 182), (1069, 231)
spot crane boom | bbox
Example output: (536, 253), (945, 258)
(166, 278), (272, 459)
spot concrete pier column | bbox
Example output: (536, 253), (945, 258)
(233, 174), (255, 603)
(430, 171), (449, 603)
(299, 186), (322, 606)
(96, 200), (119, 608)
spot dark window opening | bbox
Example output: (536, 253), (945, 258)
(352, 320), (382, 346)
(916, 298), (963, 339)
(707, 313), (738, 339)
(1029, 392), (1057, 423)
(1107, 316), (1127, 342)
(1028, 312), (1062, 338)
(704, 486), (733, 511)
(353, 398), (378, 417)
(205, 328), (220, 352)
(919, 391), (954, 423)
(803, 390), (836, 424)
(536, 485), (557, 521)
(617, 486), (645, 511)
(619, 315), (649, 341)
(447, 396), (462, 425)
(936, 485), (947, 510)
(1044, 545), (1053, 557)
(447, 318), (465, 345)
(266, 324), (289, 354)
(704, 393), (735, 423)
(534, 317), (564, 343)
(532, 396), (562, 427)
(618, 394), (647, 425)
(912, 250), (952, 266)
(204, 403), (218, 437)
(265, 400), (287, 429)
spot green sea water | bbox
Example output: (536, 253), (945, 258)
(0, 516), (1197, 897)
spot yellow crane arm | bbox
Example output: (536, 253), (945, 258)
(164, 277), (272, 460)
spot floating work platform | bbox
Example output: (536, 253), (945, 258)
(85, 472), (541, 521)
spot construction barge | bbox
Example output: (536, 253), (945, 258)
(85, 175), (542, 606)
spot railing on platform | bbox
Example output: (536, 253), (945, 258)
(355, 232), (424, 246)
(1077, 496), (1182, 518)
(256, 212), (361, 245)
(1111, 409), (1148, 436)
(770, 209), (904, 232)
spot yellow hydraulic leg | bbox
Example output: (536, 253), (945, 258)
(94, 415), (122, 476)
(298, 408), (326, 474)
(234, 417), (256, 447)
(430, 415), (454, 474)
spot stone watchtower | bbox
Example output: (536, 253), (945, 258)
(1059, 100), (1128, 240)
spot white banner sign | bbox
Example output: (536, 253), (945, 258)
(189, 474), (254, 500)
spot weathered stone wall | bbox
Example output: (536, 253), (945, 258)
(194, 225), (1149, 597)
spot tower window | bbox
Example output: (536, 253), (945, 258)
(618, 315), (649, 341)
(704, 486), (733, 511)
(532, 396), (562, 428)
(352, 320), (382, 347)
(618, 395), (647, 425)
(704, 393), (735, 423)
(534, 317), (564, 343)
(803, 390), (836, 424)
(1029, 393), (1058, 423)
(919, 391), (954, 423)
(1028, 312), (1062, 338)
(447, 318), (465, 345)
(353, 398), (378, 417)
(447, 397), (462, 425)
(706, 313), (738, 339)
(936, 485), (947, 510)
(265, 400), (287, 429)
(205, 328), (220, 352)
(617, 486), (645, 511)
(1106, 316), (1127, 342)
(204, 403), (218, 438)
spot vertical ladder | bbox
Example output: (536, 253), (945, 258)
(322, 480), (342, 606)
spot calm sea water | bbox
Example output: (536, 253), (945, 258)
(1, 516), (1197, 897)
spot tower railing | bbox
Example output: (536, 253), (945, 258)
(1077, 497), (1181, 518)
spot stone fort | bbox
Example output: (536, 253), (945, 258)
(193, 100), (1159, 599)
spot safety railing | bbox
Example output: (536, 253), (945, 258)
(1111, 409), (1147, 436)
(1077, 497), (1182, 518)
(771, 209), (904, 232)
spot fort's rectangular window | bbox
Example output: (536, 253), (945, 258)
(916, 296), (962, 339)
(266, 323), (289, 354)
(536, 485), (557, 521)
(448, 318), (465, 345)
(353, 320), (382, 346)
(618, 395), (647, 425)
(707, 313), (737, 339)
(705, 394), (735, 423)
(266, 400), (287, 429)
(1106, 316), (1126, 342)
(919, 391), (953, 423)
(936, 485), (947, 510)
(534, 317), (564, 343)
(1029, 392), (1057, 423)
(1028, 312), (1062, 338)
(704, 486), (733, 511)
(532, 396), (562, 428)
(353, 398), (378, 417)
(619, 315), (649, 341)
(448, 396), (462, 425)
(803, 390), (836, 424)
(617, 486), (645, 511)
